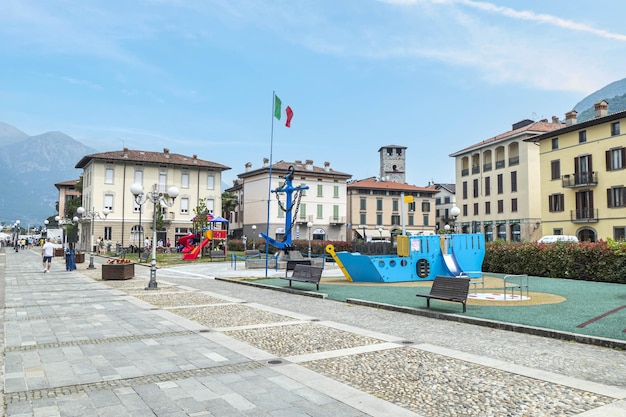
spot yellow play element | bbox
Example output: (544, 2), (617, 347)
(325, 244), (353, 282)
(396, 235), (409, 257)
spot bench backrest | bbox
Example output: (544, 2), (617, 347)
(430, 276), (470, 300)
(140, 251), (150, 262)
(286, 259), (312, 271)
(245, 250), (261, 258)
(292, 264), (323, 279)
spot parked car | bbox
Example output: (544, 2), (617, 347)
(537, 235), (579, 244)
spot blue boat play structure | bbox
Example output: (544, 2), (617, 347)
(326, 233), (485, 282)
(260, 163), (485, 282)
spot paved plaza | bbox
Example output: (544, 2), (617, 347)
(1, 248), (625, 416)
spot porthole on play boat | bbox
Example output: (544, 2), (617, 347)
(416, 258), (430, 278)
(378, 260), (385, 267)
(400, 259), (408, 267)
(389, 260), (396, 267)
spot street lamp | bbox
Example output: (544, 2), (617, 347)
(43, 220), (49, 240)
(132, 189), (145, 261)
(76, 206), (111, 270)
(130, 183), (179, 290)
(378, 226), (383, 241)
(450, 205), (461, 233)
(55, 215), (80, 248)
(13, 220), (20, 252)
(251, 225), (257, 249)
(307, 221), (313, 259)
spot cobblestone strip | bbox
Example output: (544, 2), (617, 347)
(4, 330), (196, 352)
(4, 361), (263, 404)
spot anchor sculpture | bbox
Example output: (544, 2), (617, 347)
(260, 165), (309, 253)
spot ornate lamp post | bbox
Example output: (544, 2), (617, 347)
(450, 205), (461, 233)
(307, 221), (313, 259)
(130, 183), (179, 290)
(76, 206), (111, 269)
(55, 215), (80, 248)
(251, 225), (257, 250)
(378, 226), (383, 241)
(13, 220), (20, 252)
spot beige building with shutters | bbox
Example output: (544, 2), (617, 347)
(74, 148), (229, 251)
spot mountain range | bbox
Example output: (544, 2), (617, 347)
(0, 122), (96, 228)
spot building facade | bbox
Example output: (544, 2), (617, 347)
(526, 102), (626, 241)
(226, 159), (351, 244)
(450, 119), (564, 242)
(54, 179), (81, 219)
(428, 183), (457, 231)
(74, 148), (229, 251)
(346, 178), (439, 240)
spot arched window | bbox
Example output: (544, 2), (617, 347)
(312, 228), (326, 240)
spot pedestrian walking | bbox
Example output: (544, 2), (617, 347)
(42, 238), (54, 273)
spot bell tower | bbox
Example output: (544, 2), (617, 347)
(379, 145), (407, 183)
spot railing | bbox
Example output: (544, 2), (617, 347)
(483, 163), (492, 172)
(509, 156), (519, 166)
(461, 168), (469, 176)
(328, 216), (346, 224)
(570, 208), (598, 222)
(562, 172), (598, 188)
(495, 160), (505, 169)
(472, 166), (480, 174)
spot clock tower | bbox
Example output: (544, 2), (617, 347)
(379, 145), (407, 183)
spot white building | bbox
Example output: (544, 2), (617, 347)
(226, 159), (351, 244)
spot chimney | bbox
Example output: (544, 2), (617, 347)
(163, 148), (170, 158)
(263, 158), (269, 167)
(594, 100), (608, 118)
(245, 162), (252, 172)
(305, 160), (313, 170)
(192, 154), (197, 164)
(565, 110), (577, 126)
(122, 148), (129, 158)
(551, 116), (560, 124)
(324, 161), (330, 172)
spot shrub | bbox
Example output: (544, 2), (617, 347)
(483, 240), (626, 283)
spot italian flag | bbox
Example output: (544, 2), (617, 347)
(274, 95), (294, 128)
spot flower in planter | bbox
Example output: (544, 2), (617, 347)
(106, 258), (132, 264)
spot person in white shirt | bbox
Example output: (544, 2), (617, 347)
(42, 238), (55, 273)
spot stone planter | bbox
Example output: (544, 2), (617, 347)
(101, 263), (135, 280)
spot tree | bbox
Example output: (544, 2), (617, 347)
(221, 191), (238, 220)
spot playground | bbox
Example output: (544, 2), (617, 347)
(239, 268), (626, 344)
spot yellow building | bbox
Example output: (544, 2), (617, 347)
(526, 101), (626, 241)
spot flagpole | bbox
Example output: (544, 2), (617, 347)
(264, 92), (276, 277)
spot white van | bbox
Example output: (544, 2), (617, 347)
(537, 235), (579, 244)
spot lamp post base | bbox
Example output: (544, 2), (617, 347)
(87, 253), (95, 269)
(145, 265), (159, 290)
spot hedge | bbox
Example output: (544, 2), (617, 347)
(483, 240), (626, 283)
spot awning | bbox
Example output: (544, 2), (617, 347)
(359, 229), (391, 239)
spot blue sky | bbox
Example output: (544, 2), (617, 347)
(2, 0), (626, 187)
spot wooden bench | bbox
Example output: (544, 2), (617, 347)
(416, 276), (470, 312)
(285, 259), (312, 277)
(282, 264), (323, 290)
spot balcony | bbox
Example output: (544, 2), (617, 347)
(509, 156), (519, 166)
(483, 162), (492, 172)
(570, 208), (598, 223)
(495, 160), (505, 169)
(562, 172), (598, 188)
(471, 166), (480, 174)
(328, 216), (346, 225)
(461, 168), (469, 177)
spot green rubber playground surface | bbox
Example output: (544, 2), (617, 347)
(253, 273), (626, 342)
